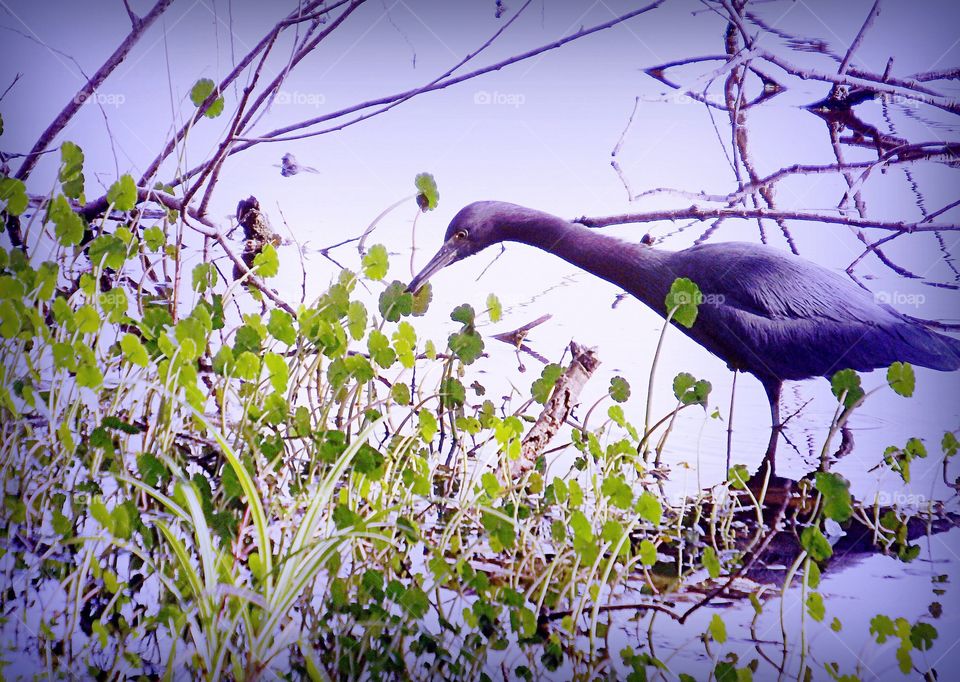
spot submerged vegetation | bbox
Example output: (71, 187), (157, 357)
(0, 163), (956, 679)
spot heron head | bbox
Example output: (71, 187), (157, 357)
(407, 201), (508, 293)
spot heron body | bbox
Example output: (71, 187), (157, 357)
(409, 201), (960, 456)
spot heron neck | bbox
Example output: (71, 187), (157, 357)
(504, 213), (673, 309)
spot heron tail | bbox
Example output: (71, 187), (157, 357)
(898, 325), (960, 372)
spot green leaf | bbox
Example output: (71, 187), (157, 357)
(728, 463), (750, 489)
(600, 520), (624, 546)
(344, 354), (374, 383)
(481, 472), (501, 497)
(609, 376), (631, 403)
(808, 557), (823, 589)
(0, 276), (24, 299)
(830, 369), (864, 408)
(569, 510), (592, 543)
(451, 303), (475, 325)
(391, 382), (411, 405)
(806, 592), (825, 622)
(815, 471), (852, 523)
(137, 453), (166, 487)
(414, 172), (439, 211)
(75, 304), (99, 334)
(120, 333), (149, 367)
(107, 174), (137, 211)
(393, 321), (417, 367)
(486, 293), (502, 322)
(190, 78), (225, 118)
(673, 372), (711, 405)
(234, 351), (261, 380)
(419, 410), (438, 442)
(398, 586), (430, 619)
(59, 141), (85, 199)
(111, 503), (133, 540)
(142, 225), (165, 251)
(0, 177), (29, 216)
(639, 539), (657, 566)
(354, 444), (385, 480)
(600, 475), (633, 509)
(76, 362), (103, 389)
(368, 329), (397, 367)
(870, 614), (895, 643)
(379, 281), (413, 322)
(263, 353), (288, 393)
(448, 329), (484, 364)
(708, 614), (727, 643)
(703, 546), (721, 579)
(943, 431), (958, 458)
(99, 288), (128, 322)
(635, 492), (662, 525)
(89, 498), (112, 533)
(267, 309), (296, 345)
(665, 277), (701, 328)
(362, 244), (389, 280)
(800, 526), (832, 562)
(551, 519), (566, 542)
(0, 300), (20, 337)
(191, 262), (217, 293)
(887, 362), (915, 398)
(440, 377), (466, 408)
(532, 364), (563, 404)
(345, 300), (367, 340)
(481, 511), (515, 551)
(411, 281), (432, 316)
(910, 622), (937, 651)
(253, 243), (279, 277)
(47, 194), (85, 246)
(713, 663), (736, 682)
(88, 234), (128, 270)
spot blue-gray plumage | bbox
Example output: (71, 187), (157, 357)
(408, 201), (960, 457)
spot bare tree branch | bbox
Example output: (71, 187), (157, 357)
(14, 0), (175, 182)
(574, 207), (959, 234)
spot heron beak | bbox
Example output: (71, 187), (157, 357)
(407, 239), (460, 293)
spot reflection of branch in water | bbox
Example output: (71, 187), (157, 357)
(635, 147), (958, 208)
(881, 101), (960, 284)
(723, 3), (797, 251)
(643, 54), (784, 111)
(611, 96), (641, 201)
(492, 314), (552, 369)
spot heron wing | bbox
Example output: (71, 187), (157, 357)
(666, 242), (960, 378)
(669, 242), (884, 323)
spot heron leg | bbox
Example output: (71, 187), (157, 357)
(762, 379), (783, 472)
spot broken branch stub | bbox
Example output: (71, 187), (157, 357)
(513, 341), (600, 478)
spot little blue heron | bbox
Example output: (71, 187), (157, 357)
(408, 201), (960, 458)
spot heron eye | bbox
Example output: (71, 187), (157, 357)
(454, 229), (468, 240)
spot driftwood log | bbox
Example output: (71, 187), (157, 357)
(513, 341), (600, 477)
